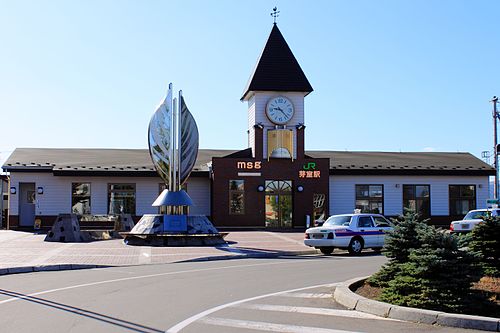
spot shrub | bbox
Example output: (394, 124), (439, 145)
(378, 227), (482, 313)
(368, 212), (428, 287)
(468, 216), (500, 277)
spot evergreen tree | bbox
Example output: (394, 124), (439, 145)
(378, 227), (482, 313)
(368, 212), (429, 287)
(468, 216), (500, 277)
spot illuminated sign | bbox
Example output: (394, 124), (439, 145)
(299, 162), (320, 178)
(237, 161), (262, 170)
(303, 162), (316, 170)
(299, 170), (321, 178)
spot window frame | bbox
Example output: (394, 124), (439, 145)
(71, 182), (91, 215)
(357, 216), (375, 228)
(402, 184), (431, 218)
(449, 184), (476, 216)
(355, 184), (384, 214)
(107, 183), (136, 215)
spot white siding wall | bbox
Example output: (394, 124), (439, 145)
(9, 173), (211, 216)
(187, 178), (211, 215)
(329, 175), (490, 216)
(248, 92), (305, 159)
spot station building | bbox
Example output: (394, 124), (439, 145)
(2, 24), (494, 230)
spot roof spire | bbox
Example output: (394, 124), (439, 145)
(270, 7), (280, 25)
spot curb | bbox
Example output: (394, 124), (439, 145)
(0, 264), (110, 276)
(333, 276), (500, 332)
(0, 249), (318, 276)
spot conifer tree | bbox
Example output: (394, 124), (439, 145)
(368, 212), (428, 287)
(378, 226), (482, 313)
(468, 215), (500, 277)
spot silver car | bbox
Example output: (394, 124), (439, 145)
(450, 209), (500, 233)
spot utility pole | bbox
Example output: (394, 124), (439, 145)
(493, 96), (499, 199)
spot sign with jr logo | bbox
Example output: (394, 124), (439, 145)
(299, 162), (320, 178)
(303, 162), (316, 170)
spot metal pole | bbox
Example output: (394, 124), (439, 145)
(172, 97), (177, 193)
(493, 96), (499, 199)
(168, 83), (173, 193)
(178, 90), (183, 192)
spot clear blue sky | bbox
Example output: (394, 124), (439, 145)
(1, 0), (499, 167)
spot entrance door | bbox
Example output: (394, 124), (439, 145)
(19, 183), (36, 227)
(265, 180), (293, 228)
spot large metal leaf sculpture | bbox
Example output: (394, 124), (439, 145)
(179, 96), (199, 185)
(148, 88), (199, 188)
(148, 88), (173, 185)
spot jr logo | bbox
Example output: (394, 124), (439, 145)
(303, 162), (316, 170)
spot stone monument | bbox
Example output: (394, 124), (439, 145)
(123, 84), (225, 246)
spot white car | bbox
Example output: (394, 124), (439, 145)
(450, 209), (500, 233)
(304, 214), (393, 255)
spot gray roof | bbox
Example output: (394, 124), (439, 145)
(307, 151), (494, 173)
(2, 148), (494, 176)
(2, 148), (235, 175)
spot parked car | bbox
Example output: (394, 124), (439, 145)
(304, 213), (393, 255)
(449, 208), (500, 233)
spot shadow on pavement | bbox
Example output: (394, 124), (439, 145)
(177, 245), (383, 263)
(0, 289), (164, 333)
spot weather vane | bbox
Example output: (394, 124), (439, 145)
(271, 7), (280, 24)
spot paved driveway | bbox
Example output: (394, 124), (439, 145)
(0, 230), (314, 269)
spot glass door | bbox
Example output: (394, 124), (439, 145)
(265, 180), (293, 228)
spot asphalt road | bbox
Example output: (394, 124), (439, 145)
(0, 253), (483, 333)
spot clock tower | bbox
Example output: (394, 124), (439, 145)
(241, 23), (313, 160)
(211, 22), (328, 230)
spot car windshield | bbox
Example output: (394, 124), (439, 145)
(464, 211), (489, 220)
(324, 216), (351, 226)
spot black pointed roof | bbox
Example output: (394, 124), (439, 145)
(241, 24), (313, 100)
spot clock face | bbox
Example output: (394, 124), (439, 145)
(266, 96), (294, 125)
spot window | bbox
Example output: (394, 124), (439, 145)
(355, 185), (383, 214)
(357, 216), (374, 228)
(373, 216), (391, 227)
(229, 180), (244, 214)
(403, 185), (430, 217)
(108, 184), (136, 215)
(449, 185), (476, 216)
(72, 183), (91, 214)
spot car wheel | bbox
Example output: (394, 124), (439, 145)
(319, 247), (334, 255)
(348, 237), (363, 255)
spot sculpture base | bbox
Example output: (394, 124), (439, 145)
(122, 214), (226, 246)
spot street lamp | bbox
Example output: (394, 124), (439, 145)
(492, 96), (499, 199)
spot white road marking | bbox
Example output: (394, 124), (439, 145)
(234, 303), (395, 321)
(166, 282), (341, 333)
(279, 292), (333, 298)
(0, 261), (297, 306)
(199, 317), (363, 333)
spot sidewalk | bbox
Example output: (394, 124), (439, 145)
(0, 230), (316, 270)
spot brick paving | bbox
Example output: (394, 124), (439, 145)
(0, 230), (315, 269)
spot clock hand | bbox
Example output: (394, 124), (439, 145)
(274, 108), (287, 117)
